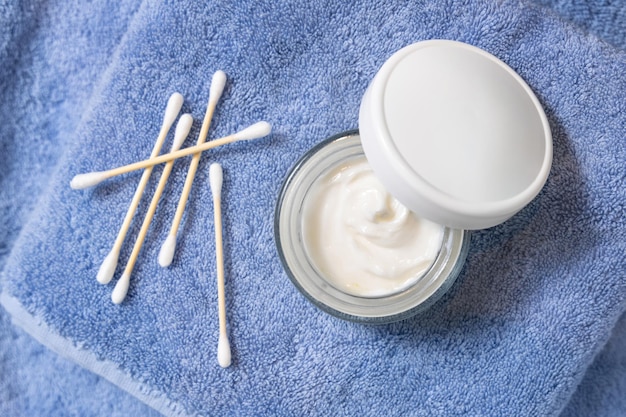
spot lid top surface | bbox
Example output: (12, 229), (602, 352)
(361, 40), (552, 229)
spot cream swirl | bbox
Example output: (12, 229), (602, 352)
(302, 157), (444, 297)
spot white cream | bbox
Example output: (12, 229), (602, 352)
(302, 156), (444, 297)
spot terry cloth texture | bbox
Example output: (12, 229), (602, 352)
(0, 0), (624, 416)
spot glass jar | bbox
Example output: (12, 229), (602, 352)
(275, 40), (551, 324)
(275, 131), (470, 324)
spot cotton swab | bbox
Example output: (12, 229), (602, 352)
(70, 121), (271, 190)
(96, 92), (184, 285)
(111, 114), (193, 304)
(159, 70), (227, 267)
(210, 163), (231, 368)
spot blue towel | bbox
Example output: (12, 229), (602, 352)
(0, 309), (161, 416)
(1, 0), (625, 416)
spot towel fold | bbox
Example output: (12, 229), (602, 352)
(1, 0), (625, 416)
(0, 306), (160, 416)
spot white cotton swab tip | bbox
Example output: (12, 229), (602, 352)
(209, 163), (223, 200)
(208, 70), (227, 108)
(162, 92), (184, 130)
(232, 121), (272, 141)
(111, 272), (130, 304)
(173, 113), (193, 151)
(217, 334), (231, 368)
(70, 171), (108, 190)
(158, 234), (177, 267)
(97, 249), (120, 284)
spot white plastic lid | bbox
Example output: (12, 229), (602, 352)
(359, 40), (552, 230)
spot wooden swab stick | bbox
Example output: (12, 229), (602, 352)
(159, 70), (227, 267)
(111, 114), (193, 304)
(96, 92), (183, 285)
(210, 163), (231, 368)
(70, 121), (271, 190)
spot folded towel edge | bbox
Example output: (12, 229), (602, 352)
(0, 291), (192, 417)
